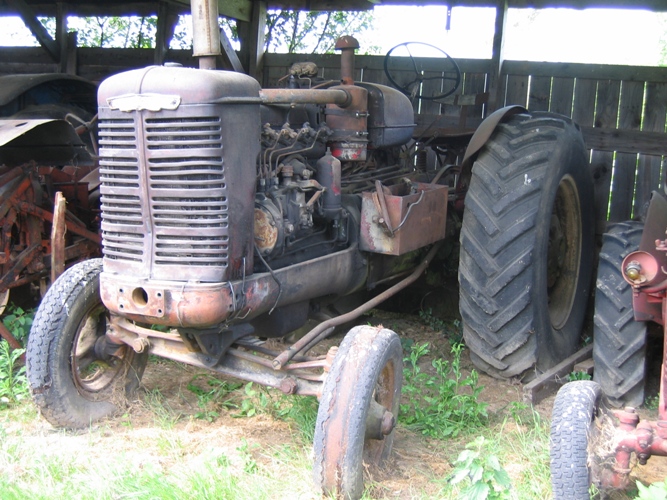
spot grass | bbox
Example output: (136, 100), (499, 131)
(0, 304), (655, 500)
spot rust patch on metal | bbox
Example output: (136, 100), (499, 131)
(360, 182), (448, 255)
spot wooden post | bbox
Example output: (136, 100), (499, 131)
(238, 1), (267, 80)
(154, 2), (179, 66)
(7, 0), (60, 61)
(51, 192), (66, 284)
(487, 0), (508, 113)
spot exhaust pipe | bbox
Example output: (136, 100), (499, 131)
(191, 0), (221, 69)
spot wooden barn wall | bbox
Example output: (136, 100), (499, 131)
(265, 53), (667, 234)
(3, 48), (667, 234)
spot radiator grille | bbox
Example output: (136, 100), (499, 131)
(99, 112), (230, 279)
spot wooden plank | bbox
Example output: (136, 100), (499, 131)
(359, 67), (387, 86)
(528, 75), (551, 112)
(504, 60), (667, 82)
(609, 80), (644, 222)
(264, 53), (492, 75)
(504, 74), (528, 108)
(420, 70), (445, 116)
(51, 191), (66, 283)
(522, 344), (593, 405)
(635, 82), (667, 215)
(572, 78), (597, 128)
(579, 128), (667, 155)
(413, 113), (482, 136)
(590, 80), (621, 233)
(439, 69), (464, 119)
(464, 72), (488, 120)
(549, 76), (574, 116)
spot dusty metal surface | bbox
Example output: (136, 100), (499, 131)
(100, 244), (366, 328)
(360, 182), (448, 255)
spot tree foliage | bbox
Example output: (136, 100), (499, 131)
(37, 9), (376, 54)
(262, 10), (378, 54)
(39, 16), (157, 48)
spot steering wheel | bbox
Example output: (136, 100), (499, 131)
(383, 42), (461, 101)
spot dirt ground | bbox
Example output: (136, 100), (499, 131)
(125, 307), (667, 498)
(6, 279), (667, 498)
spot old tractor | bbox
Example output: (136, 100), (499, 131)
(550, 191), (667, 498)
(24, 4), (594, 498)
(0, 73), (101, 348)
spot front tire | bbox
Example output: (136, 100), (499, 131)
(459, 112), (594, 379)
(26, 259), (148, 428)
(313, 325), (403, 499)
(550, 380), (601, 499)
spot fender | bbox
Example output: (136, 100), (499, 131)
(0, 118), (93, 166)
(458, 105), (527, 187)
(0, 74), (96, 111)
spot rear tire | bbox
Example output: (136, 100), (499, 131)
(459, 112), (593, 379)
(550, 380), (601, 499)
(593, 221), (647, 407)
(26, 259), (147, 428)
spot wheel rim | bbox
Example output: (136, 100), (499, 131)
(364, 357), (399, 464)
(71, 303), (129, 399)
(547, 174), (582, 330)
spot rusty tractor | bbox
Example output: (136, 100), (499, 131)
(0, 73), (101, 348)
(24, 4), (594, 498)
(550, 191), (667, 499)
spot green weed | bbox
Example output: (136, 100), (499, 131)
(0, 341), (28, 408)
(635, 479), (667, 500)
(2, 305), (33, 345)
(418, 308), (463, 344)
(447, 436), (512, 500)
(645, 395), (660, 411)
(142, 388), (181, 428)
(399, 342), (488, 438)
(567, 370), (592, 382)
(187, 374), (241, 421)
(273, 394), (318, 443)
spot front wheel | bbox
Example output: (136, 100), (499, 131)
(459, 112), (594, 379)
(313, 325), (403, 499)
(26, 259), (148, 428)
(550, 380), (601, 499)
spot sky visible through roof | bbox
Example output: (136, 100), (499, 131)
(1, 5), (666, 66)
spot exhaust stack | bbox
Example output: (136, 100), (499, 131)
(191, 0), (221, 69)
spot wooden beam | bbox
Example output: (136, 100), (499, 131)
(218, 0), (252, 22)
(3, 0), (667, 19)
(487, 0), (508, 112)
(238, 0), (266, 80)
(219, 27), (245, 72)
(523, 344), (593, 405)
(154, 1), (179, 65)
(6, 0), (60, 61)
(56, 1), (67, 72)
(582, 126), (667, 156)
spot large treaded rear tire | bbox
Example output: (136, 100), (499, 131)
(593, 221), (647, 407)
(459, 112), (594, 379)
(26, 259), (148, 429)
(550, 380), (601, 499)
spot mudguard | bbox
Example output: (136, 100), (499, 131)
(0, 118), (93, 166)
